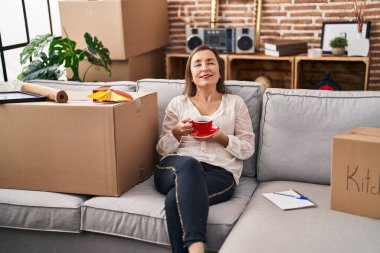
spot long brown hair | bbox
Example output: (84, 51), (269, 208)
(184, 45), (230, 97)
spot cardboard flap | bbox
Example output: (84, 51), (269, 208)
(351, 127), (380, 138)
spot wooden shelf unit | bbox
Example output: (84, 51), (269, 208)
(228, 53), (294, 89)
(294, 55), (370, 90)
(166, 51), (370, 91)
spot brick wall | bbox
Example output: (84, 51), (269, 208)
(167, 0), (380, 89)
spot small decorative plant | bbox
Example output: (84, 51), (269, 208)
(18, 32), (111, 82)
(329, 36), (348, 48)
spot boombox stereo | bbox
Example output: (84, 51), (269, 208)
(203, 28), (235, 53)
(186, 27), (254, 54)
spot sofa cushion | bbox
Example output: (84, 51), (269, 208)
(0, 189), (89, 233)
(28, 79), (136, 92)
(219, 181), (380, 253)
(258, 89), (380, 184)
(81, 176), (257, 252)
(137, 79), (264, 177)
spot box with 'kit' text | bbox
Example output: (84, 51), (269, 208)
(331, 127), (380, 220)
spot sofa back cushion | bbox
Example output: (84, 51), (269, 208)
(137, 79), (264, 177)
(28, 79), (136, 92)
(258, 88), (380, 184)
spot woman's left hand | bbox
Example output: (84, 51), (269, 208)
(198, 131), (229, 148)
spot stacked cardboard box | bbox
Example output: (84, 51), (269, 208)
(75, 48), (165, 82)
(59, 0), (168, 81)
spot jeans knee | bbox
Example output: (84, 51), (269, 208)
(178, 156), (198, 164)
(175, 156), (202, 174)
(154, 168), (175, 194)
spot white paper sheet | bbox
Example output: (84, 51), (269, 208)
(263, 189), (316, 210)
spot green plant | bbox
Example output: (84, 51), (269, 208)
(18, 32), (111, 82)
(329, 36), (348, 48)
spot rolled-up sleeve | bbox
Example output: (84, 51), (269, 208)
(224, 97), (255, 160)
(156, 100), (181, 156)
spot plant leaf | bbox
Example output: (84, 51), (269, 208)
(20, 63), (63, 81)
(18, 51), (63, 81)
(40, 52), (49, 64)
(19, 34), (53, 65)
(83, 32), (112, 76)
(49, 37), (83, 80)
(49, 37), (79, 67)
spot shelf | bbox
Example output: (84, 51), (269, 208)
(294, 55), (370, 90)
(228, 53), (294, 89)
(165, 52), (188, 80)
(166, 51), (370, 91)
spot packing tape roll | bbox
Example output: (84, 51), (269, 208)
(21, 83), (68, 103)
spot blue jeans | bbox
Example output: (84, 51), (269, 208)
(154, 155), (235, 253)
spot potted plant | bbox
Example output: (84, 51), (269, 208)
(18, 32), (111, 82)
(329, 36), (348, 56)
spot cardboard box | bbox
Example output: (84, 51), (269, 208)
(331, 127), (380, 219)
(59, 0), (168, 60)
(0, 92), (158, 196)
(72, 48), (166, 82)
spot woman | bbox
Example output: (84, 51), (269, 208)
(155, 45), (255, 253)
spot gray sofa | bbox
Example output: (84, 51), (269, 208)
(0, 79), (379, 253)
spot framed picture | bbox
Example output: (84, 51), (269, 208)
(0, 91), (46, 104)
(320, 21), (371, 54)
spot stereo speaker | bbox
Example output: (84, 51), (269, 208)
(235, 28), (255, 54)
(186, 28), (204, 53)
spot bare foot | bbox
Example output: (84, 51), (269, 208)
(188, 242), (205, 253)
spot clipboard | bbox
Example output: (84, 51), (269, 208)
(0, 91), (47, 104)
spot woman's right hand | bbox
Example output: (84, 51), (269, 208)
(172, 118), (194, 141)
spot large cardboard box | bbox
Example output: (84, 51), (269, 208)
(59, 0), (168, 60)
(0, 92), (158, 196)
(75, 48), (166, 82)
(331, 127), (380, 219)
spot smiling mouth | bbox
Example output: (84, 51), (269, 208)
(200, 74), (213, 79)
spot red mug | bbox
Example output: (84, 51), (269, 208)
(192, 116), (213, 133)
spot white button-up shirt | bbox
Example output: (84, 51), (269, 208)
(156, 94), (255, 184)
